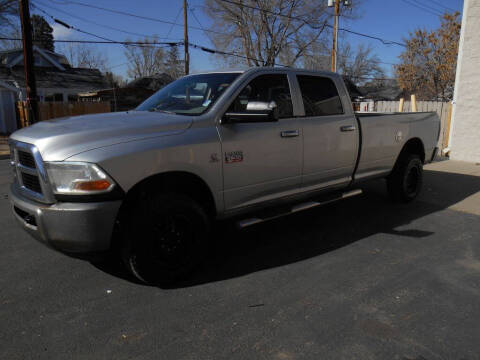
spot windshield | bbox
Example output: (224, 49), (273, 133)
(136, 72), (241, 115)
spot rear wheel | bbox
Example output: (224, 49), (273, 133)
(121, 192), (210, 285)
(387, 154), (423, 203)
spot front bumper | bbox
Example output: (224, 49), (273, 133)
(9, 184), (122, 253)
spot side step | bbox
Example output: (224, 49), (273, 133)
(237, 189), (362, 228)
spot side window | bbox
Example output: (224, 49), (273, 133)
(228, 74), (293, 119)
(297, 75), (344, 116)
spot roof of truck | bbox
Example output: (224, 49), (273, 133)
(190, 67), (338, 77)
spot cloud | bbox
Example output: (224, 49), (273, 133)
(51, 23), (74, 39)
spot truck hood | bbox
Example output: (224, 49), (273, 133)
(10, 111), (193, 161)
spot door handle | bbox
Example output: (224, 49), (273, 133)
(340, 125), (356, 132)
(281, 130), (299, 138)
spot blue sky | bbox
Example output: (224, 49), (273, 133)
(31, 0), (464, 79)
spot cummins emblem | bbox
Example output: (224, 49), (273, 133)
(225, 150), (243, 163)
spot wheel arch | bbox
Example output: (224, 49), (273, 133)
(118, 170), (217, 219)
(397, 137), (425, 164)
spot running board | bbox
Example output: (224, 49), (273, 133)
(237, 189), (362, 229)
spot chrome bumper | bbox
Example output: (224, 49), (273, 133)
(9, 184), (122, 253)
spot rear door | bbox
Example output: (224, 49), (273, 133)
(218, 72), (303, 210)
(296, 74), (359, 190)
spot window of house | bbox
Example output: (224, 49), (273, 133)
(297, 75), (344, 116)
(228, 74), (293, 119)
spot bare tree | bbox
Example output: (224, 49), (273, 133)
(0, 0), (18, 33)
(123, 37), (166, 79)
(337, 43), (385, 85)
(0, 27), (21, 50)
(302, 40), (331, 70)
(104, 72), (126, 88)
(0, 0), (20, 50)
(203, 0), (358, 67)
(60, 43), (109, 72)
(395, 12), (461, 101)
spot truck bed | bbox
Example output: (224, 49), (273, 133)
(354, 112), (440, 181)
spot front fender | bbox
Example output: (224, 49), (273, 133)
(66, 127), (224, 213)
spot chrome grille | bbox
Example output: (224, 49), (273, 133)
(9, 140), (55, 204)
(21, 172), (42, 194)
(18, 150), (36, 169)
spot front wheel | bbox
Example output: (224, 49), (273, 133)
(386, 154), (423, 203)
(121, 192), (210, 285)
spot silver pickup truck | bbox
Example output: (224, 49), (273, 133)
(9, 68), (440, 284)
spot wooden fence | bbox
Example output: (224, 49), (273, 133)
(17, 101), (111, 128)
(374, 100), (452, 151)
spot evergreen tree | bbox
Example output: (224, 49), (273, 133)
(31, 15), (54, 52)
(165, 45), (184, 79)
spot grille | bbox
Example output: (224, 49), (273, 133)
(18, 150), (36, 169)
(21, 172), (42, 194)
(11, 141), (53, 203)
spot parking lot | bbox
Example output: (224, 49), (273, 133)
(1, 158), (480, 360)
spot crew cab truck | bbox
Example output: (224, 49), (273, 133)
(9, 68), (440, 284)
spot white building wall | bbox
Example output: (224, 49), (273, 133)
(450, 0), (480, 162)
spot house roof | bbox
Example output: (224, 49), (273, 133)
(0, 46), (69, 70)
(126, 73), (174, 91)
(359, 81), (404, 101)
(342, 77), (363, 98)
(0, 79), (19, 92)
(0, 66), (107, 91)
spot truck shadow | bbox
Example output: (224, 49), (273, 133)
(92, 168), (480, 288)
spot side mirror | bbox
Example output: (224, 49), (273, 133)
(222, 101), (279, 124)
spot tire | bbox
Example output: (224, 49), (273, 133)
(386, 154), (423, 203)
(121, 192), (210, 285)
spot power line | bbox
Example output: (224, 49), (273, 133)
(399, 0), (443, 16)
(33, 0), (180, 40)
(189, 43), (397, 81)
(31, 3), (179, 49)
(217, 0), (406, 47)
(188, 42), (290, 68)
(1, 32), (395, 80)
(45, 0), (227, 36)
(24, 1), (401, 72)
(195, 1), (399, 66)
(336, 53), (398, 66)
(189, 7), (215, 45)
(31, 3), (118, 42)
(0, 36), (181, 46)
(164, 6), (183, 40)
(47, 0), (405, 47)
(109, 61), (129, 69)
(424, 0), (458, 13)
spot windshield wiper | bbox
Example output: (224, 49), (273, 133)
(149, 109), (176, 114)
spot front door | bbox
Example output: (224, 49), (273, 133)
(218, 73), (303, 210)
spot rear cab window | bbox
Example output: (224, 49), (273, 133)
(296, 75), (344, 116)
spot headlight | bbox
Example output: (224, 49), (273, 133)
(45, 162), (116, 195)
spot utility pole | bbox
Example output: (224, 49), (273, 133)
(330, 0), (340, 72)
(183, 0), (189, 75)
(19, 0), (39, 124)
(328, 0), (350, 72)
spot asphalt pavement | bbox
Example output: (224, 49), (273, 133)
(1, 159), (480, 360)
